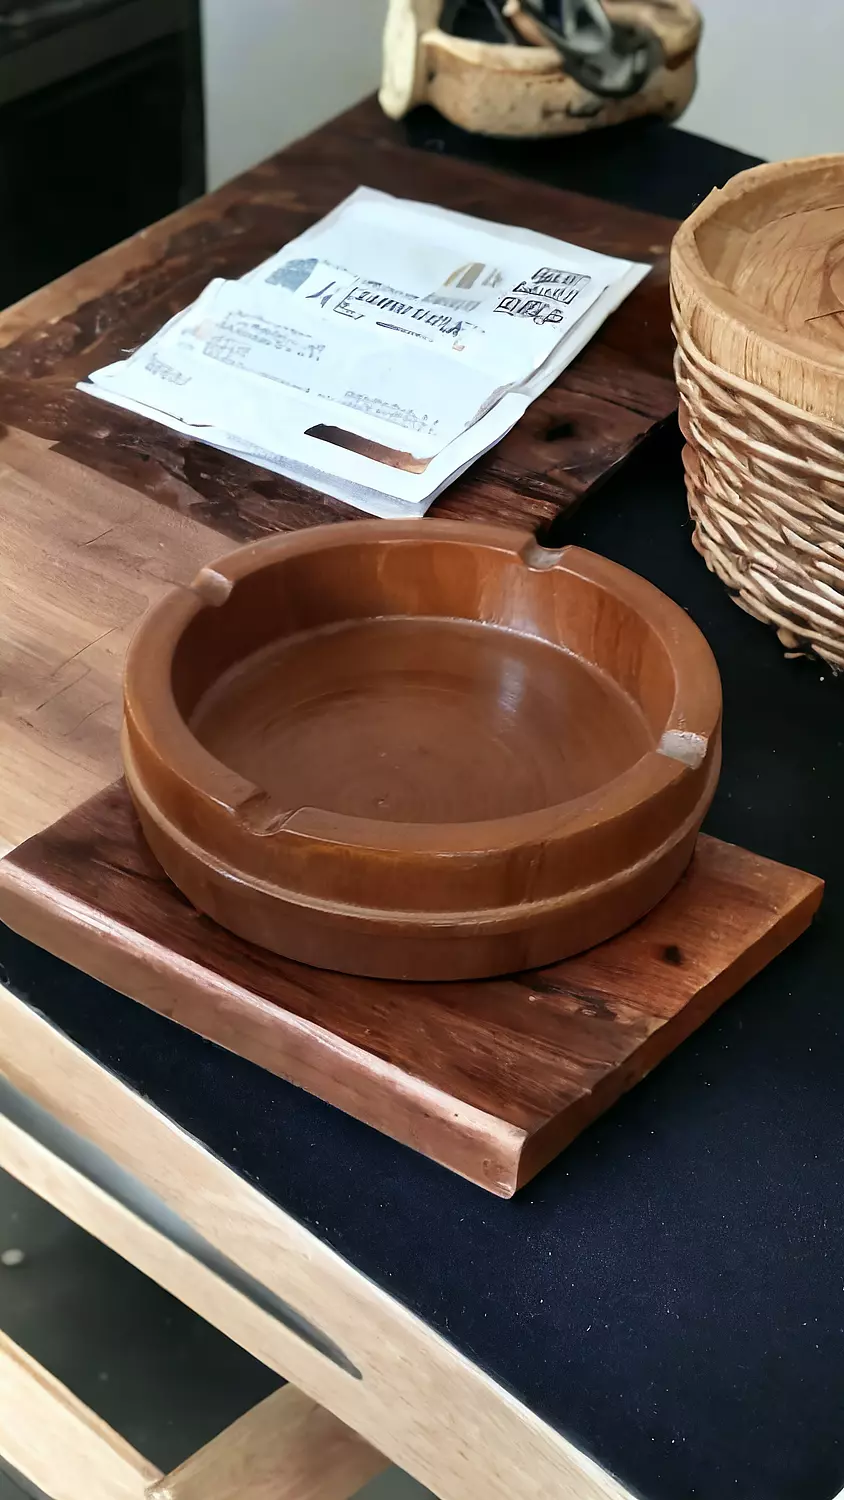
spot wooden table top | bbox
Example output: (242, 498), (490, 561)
(0, 96), (683, 854)
(6, 98), (841, 1500)
(3, 428), (841, 1500)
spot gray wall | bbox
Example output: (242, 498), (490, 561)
(200, 0), (843, 188)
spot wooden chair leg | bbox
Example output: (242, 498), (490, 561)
(147, 1384), (388, 1500)
(0, 1114), (388, 1500)
(0, 1330), (161, 1500)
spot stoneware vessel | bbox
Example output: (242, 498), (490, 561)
(379, 0), (701, 139)
(122, 520), (722, 980)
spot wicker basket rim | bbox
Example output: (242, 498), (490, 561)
(672, 314), (844, 444)
(671, 155), (844, 409)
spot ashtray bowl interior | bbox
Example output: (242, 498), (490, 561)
(123, 521), (722, 979)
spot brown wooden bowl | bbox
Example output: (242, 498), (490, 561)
(122, 520), (722, 980)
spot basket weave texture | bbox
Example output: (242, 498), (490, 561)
(674, 315), (844, 670)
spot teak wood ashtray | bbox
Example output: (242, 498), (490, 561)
(123, 521), (722, 980)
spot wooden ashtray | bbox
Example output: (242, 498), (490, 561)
(123, 521), (721, 980)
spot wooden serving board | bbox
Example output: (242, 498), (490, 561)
(0, 98), (678, 543)
(0, 783), (822, 1197)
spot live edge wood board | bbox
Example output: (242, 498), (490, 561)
(0, 783), (822, 1196)
(0, 98), (678, 544)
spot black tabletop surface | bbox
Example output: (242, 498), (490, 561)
(4, 113), (844, 1500)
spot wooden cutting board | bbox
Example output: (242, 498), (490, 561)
(0, 782), (822, 1196)
(0, 98), (678, 543)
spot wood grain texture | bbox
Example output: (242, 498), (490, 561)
(0, 429), (235, 852)
(0, 782), (822, 1196)
(0, 97), (678, 543)
(0, 100), (678, 855)
(148, 1385), (386, 1500)
(0, 1330), (160, 1500)
(0, 984), (637, 1500)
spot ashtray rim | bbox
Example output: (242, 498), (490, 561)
(124, 520), (721, 857)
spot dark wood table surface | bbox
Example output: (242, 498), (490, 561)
(0, 94), (685, 849)
(0, 97), (683, 540)
(4, 98), (844, 1500)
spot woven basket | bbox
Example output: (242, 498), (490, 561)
(671, 156), (844, 669)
